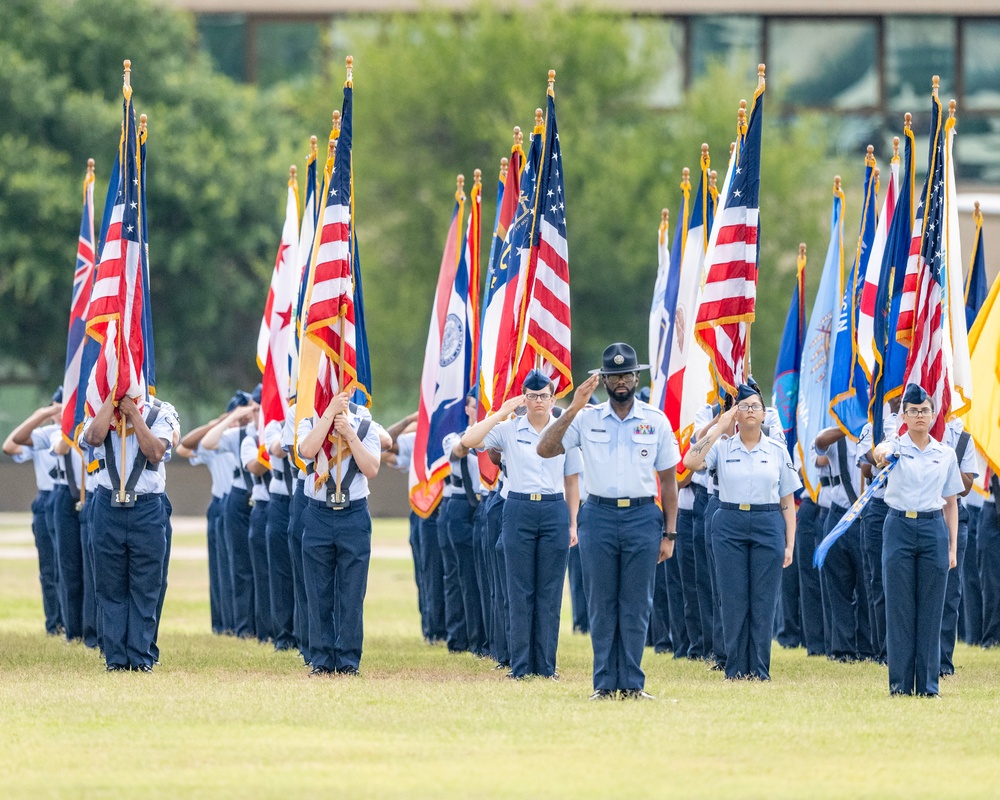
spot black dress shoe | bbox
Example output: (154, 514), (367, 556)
(309, 665), (334, 676)
(106, 664), (128, 672)
(589, 689), (617, 700)
(620, 688), (656, 700)
(135, 664), (153, 673)
(337, 665), (360, 676)
(506, 671), (525, 681)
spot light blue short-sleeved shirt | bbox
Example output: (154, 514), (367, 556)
(240, 426), (270, 503)
(263, 420), (291, 497)
(442, 432), (480, 498)
(190, 444), (232, 499)
(392, 431), (415, 473)
(678, 484), (695, 511)
(297, 413), (381, 502)
(857, 414), (900, 499)
(12, 424), (59, 492)
(218, 426), (252, 491)
(689, 404), (717, 491)
(883, 433), (965, 512)
(82, 405), (174, 495)
(560, 400), (680, 499)
(483, 414), (583, 495)
(816, 436), (861, 509)
(705, 433), (801, 505)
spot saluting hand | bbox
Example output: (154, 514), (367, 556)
(498, 394), (525, 416)
(569, 373), (601, 413)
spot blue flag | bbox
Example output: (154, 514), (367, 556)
(829, 153), (877, 439)
(869, 123), (916, 445)
(966, 206), (988, 331)
(796, 181), (845, 500)
(815, 458), (898, 568)
(138, 120), (155, 392)
(773, 246), (806, 459)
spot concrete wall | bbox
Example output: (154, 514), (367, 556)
(0, 461), (413, 518)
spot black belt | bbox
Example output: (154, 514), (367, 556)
(307, 497), (367, 512)
(96, 486), (161, 504)
(888, 508), (943, 520)
(508, 492), (563, 502)
(819, 476), (831, 487)
(868, 497), (889, 509)
(691, 483), (708, 495)
(719, 502), (781, 512)
(587, 495), (655, 508)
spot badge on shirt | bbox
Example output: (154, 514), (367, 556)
(634, 422), (653, 435)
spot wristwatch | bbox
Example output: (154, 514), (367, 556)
(663, 531), (678, 541)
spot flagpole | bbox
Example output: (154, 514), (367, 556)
(117, 59), (134, 504)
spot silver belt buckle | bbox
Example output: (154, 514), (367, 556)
(327, 488), (350, 510)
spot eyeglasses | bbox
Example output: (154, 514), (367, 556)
(737, 403), (764, 412)
(525, 393), (552, 402)
(903, 408), (933, 418)
(604, 373), (637, 385)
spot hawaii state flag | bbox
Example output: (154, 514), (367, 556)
(85, 72), (147, 414)
(60, 160), (96, 443)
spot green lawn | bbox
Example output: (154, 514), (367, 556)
(1, 517), (998, 798)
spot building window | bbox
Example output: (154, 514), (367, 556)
(886, 16), (956, 113)
(963, 19), (1000, 110)
(252, 20), (323, 87)
(625, 17), (684, 108)
(197, 13), (248, 83)
(767, 19), (878, 109)
(689, 15), (762, 83)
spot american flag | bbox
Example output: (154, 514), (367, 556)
(256, 169), (300, 464)
(901, 91), (950, 439)
(511, 90), (573, 396)
(694, 81), (764, 395)
(305, 74), (362, 462)
(85, 80), (146, 414)
(60, 160), (96, 443)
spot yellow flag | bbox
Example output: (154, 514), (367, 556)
(962, 270), (1000, 475)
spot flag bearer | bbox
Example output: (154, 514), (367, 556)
(538, 343), (679, 699)
(83, 393), (173, 672)
(297, 391), (382, 675)
(463, 370), (582, 679)
(684, 383), (799, 681)
(3, 396), (64, 635)
(263, 414), (296, 651)
(49, 401), (86, 643)
(242, 398), (274, 643)
(873, 383), (963, 696)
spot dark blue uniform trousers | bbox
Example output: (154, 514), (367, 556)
(86, 497), (103, 649)
(32, 491), (63, 633)
(676, 505), (705, 657)
(51, 484), (85, 640)
(79, 495), (99, 648)
(287, 481), (310, 659)
(92, 488), (166, 669)
(215, 493), (236, 633)
(775, 515), (803, 648)
(962, 505), (983, 645)
(979, 500), (1000, 647)
(690, 485), (714, 657)
(472, 499), (492, 651)
(302, 498), (371, 671)
(150, 494), (173, 662)
(649, 555), (672, 653)
(883, 510), (949, 695)
(486, 494), (509, 664)
(939, 507), (968, 675)
(438, 497), (469, 652)
(224, 487), (255, 638)
(249, 498), (273, 642)
(502, 497), (569, 677)
(206, 496), (224, 634)
(419, 509), (447, 642)
(579, 500), (662, 691)
(266, 493), (296, 649)
(567, 543), (588, 633)
(861, 497), (890, 661)
(795, 496), (826, 655)
(705, 494), (725, 667)
(823, 504), (874, 660)
(444, 495), (487, 655)
(713, 507), (785, 680)
(664, 547), (689, 657)
(408, 510), (429, 640)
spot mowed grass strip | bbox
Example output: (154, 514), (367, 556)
(1, 516), (999, 799)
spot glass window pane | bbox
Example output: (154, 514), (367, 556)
(690, 15), (762, 82)
(886, 17), (955, 113)
(625, 18), (684, 108)
(197, 14), (247, 83)
(954, 115), (1000, 182)
(254, 21), (322, 87)
(964, 20), (1000, 110)
(768, 20), (878, 109)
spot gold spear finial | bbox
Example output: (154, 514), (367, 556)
(834, 175), (842, 193)
(309, 135), (318, 158)
(289, 164), (297, 180)
(758, 63), (766, 89)
(332, 109), (341, 133)
(473, 168), (482, 188)
(932, 75), (940, 97)
(974, 200), (982, 225)
(87, 158), (95, 177)
(345, 55), (353, 88)
(866, 144), (875, 168)
(662, 208), (669, 226)
(500, 156), (509, 179)
(904, 112), (912, 132)
(893, 136), (900, 159)
(139, 113), (147, 134)
(547, 69), (556, 96)
(701, 143), (709, 159)
(949, 99), (956, 119)
(681, 166), (691, 190)
(709, 169), (718, 190)
(456, 173), (466, 203)
(513, 126), (523, 147)
(799, 242), (807, 259)
(123, 60), (131, 90)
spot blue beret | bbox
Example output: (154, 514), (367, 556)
(522, 369), (552, 392)
(52, 386), (64, 404)
(227, 390), (252, 413)
(251, 383), (263, 404)
(902, 382), (930, 406)
(735, 383), (762, 403)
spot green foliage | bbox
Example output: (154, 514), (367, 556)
(0, 1), (852, 430)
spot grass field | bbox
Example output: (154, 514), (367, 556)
(2, 515), (999, 798)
